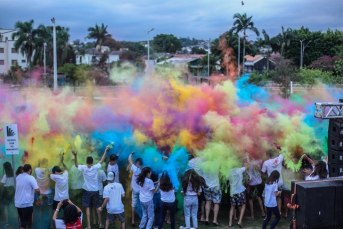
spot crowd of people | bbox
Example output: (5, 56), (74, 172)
(0, 145), (332, 229)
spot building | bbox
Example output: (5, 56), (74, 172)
(75, 47), (120, 65)
(244, 54), (276, 74)
(0, 29), (28, 74)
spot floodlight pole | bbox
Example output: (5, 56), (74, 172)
(52, 17), (57, 92)
(147, 28), (154, 61)
(208, 38), (211, 76)
(44, 42), (47, 87)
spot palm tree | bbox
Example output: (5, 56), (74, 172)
(86, 23), (111, 52)
(274, 26), (296, 58)
(33, 24), (53, 66)
(12, 19), (37, 67)
(262, 29), (272, 70)
(229, 13), (260, 74)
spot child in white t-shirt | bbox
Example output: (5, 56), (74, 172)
(262, 170), (281, 229)
(159, 172), (176, 229)
(136, 167), (159, 229)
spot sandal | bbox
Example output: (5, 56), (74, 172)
(213, 222), (220, 226)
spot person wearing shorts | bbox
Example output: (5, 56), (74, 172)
(128, 152), (143, 227)
(98, 172), (126, 229)
(246, 159), (265, 218)
(72, 147), (109, 229)
(35, 158), (53, 207)
(15, 164), (40, 229)
(228, 165), (248, 228)
(202, 171), (221, 226)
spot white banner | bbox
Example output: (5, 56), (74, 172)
(4, 124), (19, 155)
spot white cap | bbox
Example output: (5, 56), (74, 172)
(107, 172), (115, 181)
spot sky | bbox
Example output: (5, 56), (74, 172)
(1, 0), (343, 42)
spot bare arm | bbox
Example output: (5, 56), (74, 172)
(128, 152), (134, 166)
(99, 147), (110, 164)
(304, 154), (315, 166)
(98, 198), (110, 211)
(61, 156), (68, 171)
(152, 184), (160, 194)
(122, 194), (125, 198)
(274, 191), (281, 197)
(72, 150), (78, 168)
(67, 199), (82, 213)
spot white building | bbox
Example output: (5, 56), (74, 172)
(75, 47), (120, 65)
(0, 29), (28, 74)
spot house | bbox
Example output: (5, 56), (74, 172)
(0, 29), (29, 74)
(244, 54), (276, 74)
(75, 47), (120, 65)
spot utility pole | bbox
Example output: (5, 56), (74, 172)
(147, 28), (154, 61)
(51, 17), (57, 92)
(300, 40), (303, 69)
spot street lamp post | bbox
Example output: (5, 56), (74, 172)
(300, 40), (311, 69)
(147, 28), (154, 61)
(43, 42), (46, 87)
(237, 35), (240, 76)
(51, 17), (57, 92)
(207, 38), (211, 76)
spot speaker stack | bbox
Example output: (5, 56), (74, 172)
(328, 119), (343, 177)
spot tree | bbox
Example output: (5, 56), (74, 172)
(229, 13), (260, 73)
(269, 59), (298, 98)
(86, 23), (112, 51)
(191, 47), (207, 54)
(262, 29), (272, 70)
(309, 55), (341, 71)
(152, 34), (182, 53)
(12, 19), (37, 67)
(58, 63), (77, 89)
(272, 26), (296, 58)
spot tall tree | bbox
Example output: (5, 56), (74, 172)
(262, 29), (272, 70)
(273, 26), (296, 58)
(86, 23), (112, 51)
(152, 34), (182, 53)
(229, 13), (260, 74)
(12, 19), (37, 67)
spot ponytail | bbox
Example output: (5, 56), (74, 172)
(136, 167), (151, 187)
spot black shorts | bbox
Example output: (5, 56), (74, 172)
(82, 190), (100, 207)
(248, 183), (264, 199)
(17, 206), (33, 228)
(53, 200), (60, 210)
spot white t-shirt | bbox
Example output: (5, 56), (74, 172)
(202, 170), (220, 189)
(103, 182), (125, 214)
(184, 182), (202, 196)
(130, 164), (141, 193)
(78, 163), (101, 191)
(228, 167), (246, 195)
(98, 170), (107, 195)
(161, 189), (175, 203)
(264, 182), (278, 207)
(246, 160), (262, 186)
(50, 171), (69, 201)
(107, 163), (119, 183)
(262, 155), (284, 187)
(70, 165), (84, 190)
(305, 175), (320, 181)
(15, 173), (39, 208)
(1, 174), (15, 187)
(139, 178), (155, 203)
(35, 167), (52, 194)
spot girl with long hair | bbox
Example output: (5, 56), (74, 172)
(262, 170), (281, 229)
(182, 169), (208, 229)
(0, 162), (15, 227)
(159, 172), (176, 229)
(306, 161), (328, 180)
(136, 167), (159, 229)
(53, 199), (82, 229)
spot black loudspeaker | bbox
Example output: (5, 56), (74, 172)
(291, 180), (335, 229)
(329, 119), (343, 137)
(328, 149), (343, 164)
(328, 134), (343, 151)
(328, 164), (343, 177)
(290, 180), (343, 229)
